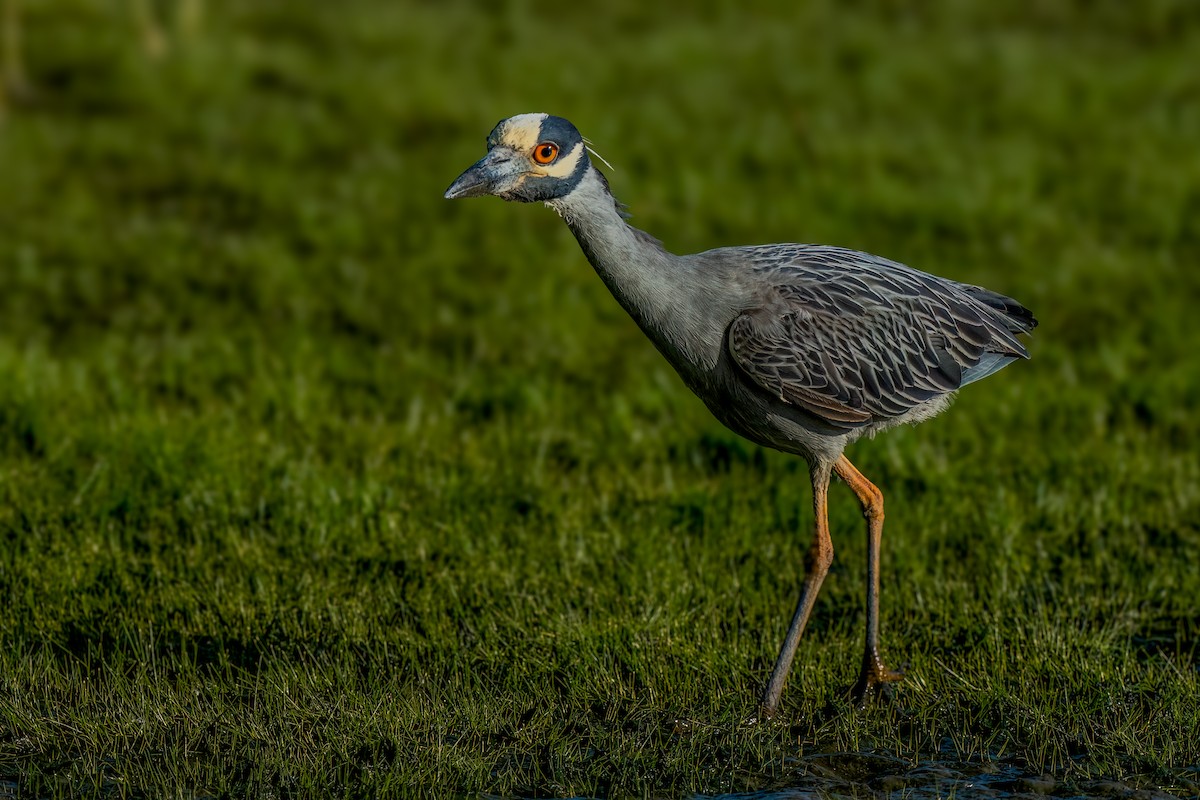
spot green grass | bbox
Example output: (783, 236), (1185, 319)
(1, 0), (1199, 796)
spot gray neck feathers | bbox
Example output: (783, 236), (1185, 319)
(547, 167), (727, 373)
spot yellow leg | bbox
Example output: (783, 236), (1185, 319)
(759, 461), (834, 716)
(835, 455), (904, 701)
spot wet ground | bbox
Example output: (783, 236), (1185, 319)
(5, 752), (1197, 798)
(695, 752), (1198, 800)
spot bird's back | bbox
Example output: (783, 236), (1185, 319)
(689, 243), (1037, 432)
(740, 242), (1035, 342)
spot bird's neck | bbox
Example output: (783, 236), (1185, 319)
(547, 167), (723, 371)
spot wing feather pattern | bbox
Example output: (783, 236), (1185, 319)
(725, 246), (1036, 429)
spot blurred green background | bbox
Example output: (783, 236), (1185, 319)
(1, 0), (1198, 797)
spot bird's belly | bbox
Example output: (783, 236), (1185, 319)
(691, 370), (853, 462)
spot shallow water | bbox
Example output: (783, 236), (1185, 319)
(693, 753), (1195, 800)
(7, 753), (1197, 798)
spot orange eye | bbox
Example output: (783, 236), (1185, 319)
(532, 142), (559, 164)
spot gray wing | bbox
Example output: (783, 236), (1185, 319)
(726, 246), (1036, 428)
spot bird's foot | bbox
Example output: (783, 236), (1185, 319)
(746, 703), (777, 726)
(849, 651), (905, 705)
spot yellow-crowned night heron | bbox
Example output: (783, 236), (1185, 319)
(445, 113), (1037, 715)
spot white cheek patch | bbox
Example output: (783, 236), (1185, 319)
(535, 141), (584, 179)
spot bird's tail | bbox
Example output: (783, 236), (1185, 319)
(953, 282), (1038, 334)
(952, 282), (1037, 387)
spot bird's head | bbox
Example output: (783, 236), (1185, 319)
(444, 113), (590, 203)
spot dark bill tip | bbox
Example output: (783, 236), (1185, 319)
(443, 150), (518, 200)
(443, 172), (485, 200)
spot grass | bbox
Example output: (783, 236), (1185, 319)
(1, 0), (1199, 796)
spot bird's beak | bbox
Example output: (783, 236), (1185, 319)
(444, 148), (525, 200)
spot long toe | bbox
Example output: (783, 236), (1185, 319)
(744, 705), (776, 727)
(849, 658), (905, 704)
